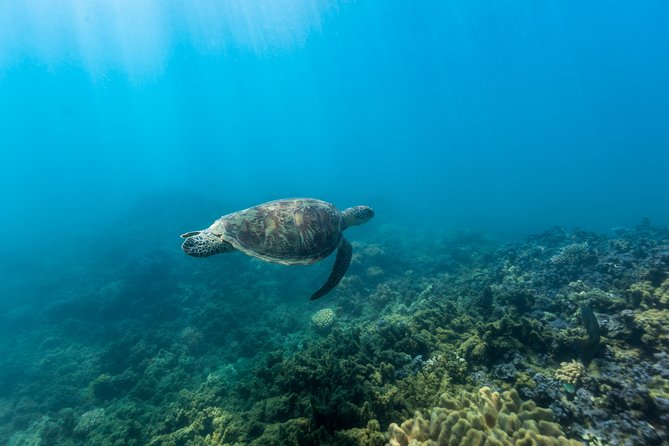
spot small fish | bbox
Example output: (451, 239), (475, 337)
(562, 382), (576, 394)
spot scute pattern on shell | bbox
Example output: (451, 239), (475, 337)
(220, 198), (342, 265)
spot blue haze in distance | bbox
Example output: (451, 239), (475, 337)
(1, 0), (668, 255)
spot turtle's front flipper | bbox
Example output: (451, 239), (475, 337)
(310, 238), (352, 301)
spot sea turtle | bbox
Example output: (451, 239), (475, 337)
(180, 198), (374, 300)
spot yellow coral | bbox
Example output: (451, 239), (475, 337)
(386, 387), (583, 446)
(554, 360), (585, 386)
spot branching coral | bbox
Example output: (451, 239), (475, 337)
(554, 361), (585, 386)
(550, 243), (596, 267)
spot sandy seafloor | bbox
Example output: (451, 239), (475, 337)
(1, 208), (668, 446)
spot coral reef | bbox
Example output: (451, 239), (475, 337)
(634, 309), (669, 351)
(1, 219), (668, 445)
(387, 386), (582, 446)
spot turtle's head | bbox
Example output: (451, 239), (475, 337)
(342, 205), (374, 229)
(180, 230), (234, 257)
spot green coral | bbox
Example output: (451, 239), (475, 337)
(627, 279), (669, 351)
(334, 420), (386, 446)
(386, 387), (582, 446)
(458, 334), (487, 364)
(634, 309), (669, 351)
(248, 418), (311, 445)
(478, 315), (553, 363)
(147, 406), (241, 446)
(88, 371), (137, 401)
(629, 279), (669, 309)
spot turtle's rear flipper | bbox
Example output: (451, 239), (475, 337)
(310, 238), (352, 301)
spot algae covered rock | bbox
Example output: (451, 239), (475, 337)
(386, 387), (582, 446)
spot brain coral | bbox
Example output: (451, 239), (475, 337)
(387, 386), (583, 446)
(311, 308), (336, 331)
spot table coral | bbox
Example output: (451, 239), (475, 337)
(386, 386), (582, 446)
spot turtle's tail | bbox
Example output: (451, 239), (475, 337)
(181, 231), (234, 257)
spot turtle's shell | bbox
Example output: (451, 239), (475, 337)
(210, 198), (342, 265)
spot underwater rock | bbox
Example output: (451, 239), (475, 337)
(386, 386), (582, 446)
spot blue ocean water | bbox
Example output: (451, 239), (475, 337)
(2, 0), (668, 246)
(1, 1), (669, 445)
